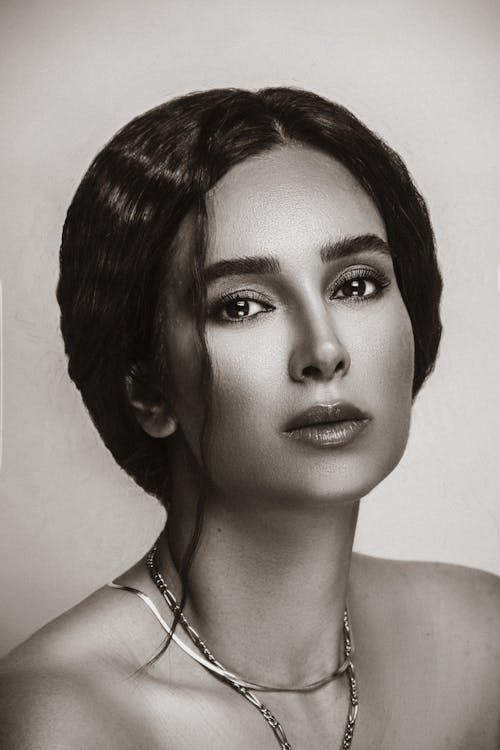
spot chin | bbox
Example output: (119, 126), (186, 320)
(209, 424), (410, 511)
(291, 471), (383, 507)
(288, 441), (408, 506)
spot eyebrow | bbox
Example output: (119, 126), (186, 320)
(203, 233), (392, 285)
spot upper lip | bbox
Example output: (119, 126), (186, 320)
(284, 401), (369, 431)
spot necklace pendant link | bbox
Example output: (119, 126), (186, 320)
(146, 542), (359, 750)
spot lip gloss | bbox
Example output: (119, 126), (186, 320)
(284, 419), (369, 447)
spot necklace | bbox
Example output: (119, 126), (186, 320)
(146, 544), (359, 749)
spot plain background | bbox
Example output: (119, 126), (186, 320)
(0, 0), (499, 658)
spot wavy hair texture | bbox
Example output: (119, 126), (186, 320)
(58, 86), (442, 503)
(57, 88), (442, 666)
(57, 88), (442, 656)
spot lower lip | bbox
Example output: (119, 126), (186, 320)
(284, 419), (370, 448)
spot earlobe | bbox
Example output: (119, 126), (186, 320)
(125, 371), (178, 439)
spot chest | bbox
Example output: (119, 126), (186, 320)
(113, 669), (474, 750)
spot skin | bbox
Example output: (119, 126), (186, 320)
(166, 144), (414, 509)
(0, 146), (499, 749)
(154, 144), (414, 685)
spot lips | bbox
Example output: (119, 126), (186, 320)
(283, 401), (370, 448)
(284, 402), (369, 432)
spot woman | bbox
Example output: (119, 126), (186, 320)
(1, 87), (498, 749)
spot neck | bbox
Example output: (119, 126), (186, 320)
(161, 447), (359, 686)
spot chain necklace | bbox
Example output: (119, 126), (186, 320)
(146, 544), (359, 749)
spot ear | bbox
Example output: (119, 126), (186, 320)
(125, 366), (178, 439)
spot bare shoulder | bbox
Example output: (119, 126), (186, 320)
(426, 559), (499, 628)
(0, 664), (130, 750)
(385, 556), (497, 636)
(354, 553), (500, 667)
(351, 554), (500, 748)
(354, 551), (499, 614)
(405, 559), (500, 685)
(0, 582), (169, 750)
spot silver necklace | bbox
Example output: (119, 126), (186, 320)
(146, 544), (359, 749)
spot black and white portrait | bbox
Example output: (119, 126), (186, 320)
(1, 2), (499, 748)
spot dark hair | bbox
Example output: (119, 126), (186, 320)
(58, 86), (442, 504)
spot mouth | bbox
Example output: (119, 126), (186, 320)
(283, 402), (370, 448)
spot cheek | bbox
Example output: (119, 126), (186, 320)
(379, 314), (414, 393)
(168, 325), (275, 466)
(363, 302), (415, 441)
(203, 333), (286, 480)
(208, 324), (279, 395)
(207, 336), (272, 438)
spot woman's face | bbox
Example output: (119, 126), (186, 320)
(164, 145), (414, 508)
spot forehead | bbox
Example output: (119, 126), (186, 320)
(205, 145), (386, 265)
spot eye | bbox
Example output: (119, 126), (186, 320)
(210, 292), (274, 323)
(330, 268), (390, 301)
(334, 277), (377, 298)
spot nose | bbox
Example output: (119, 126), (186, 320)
(288, 304), (351, 383)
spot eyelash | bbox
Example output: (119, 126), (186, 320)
(330, 266), (391, 302)
(209, 290), (274, 325)
(209, 267), (391, 324)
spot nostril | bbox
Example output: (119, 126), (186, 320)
(290, 337), (350, 383)
(302, 365), (321, 379)
(301, 358), (346, 381)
